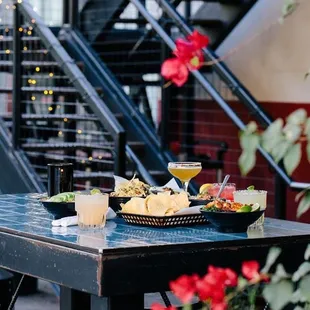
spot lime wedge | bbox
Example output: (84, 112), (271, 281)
(91, 188), (102, 195)
(237, 205), (252, 213)
(247, 185), (255, 190)
(251, 203), (260, 212)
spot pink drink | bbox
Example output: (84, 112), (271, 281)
(208, 183), (236, 201)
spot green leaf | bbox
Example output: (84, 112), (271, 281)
(307, 143), (310, 163)
(263, 280), (293, 310)
(262, 119), (284, 152)
(305, 244), (310, 261)
(245, 121), (258, 134)
(292, 290), (307, 304)
(286, 109), (307, 125)
(262, 247), (282, 274)
(299, 275), (310, 301)
(238, 150), (256, 176)
(297, 191), (310, 218)
(272, 264), (290, 283)
(237, 276), (248, 290)
(282, 0), (298, 18)
(305, 118), (310, 140)
(292, 262), (310, 282)
(240, 132), (260, 152)
(283, 143), (302, 176)
(283, 123), (302, 143)
(271, 139), (292, 163)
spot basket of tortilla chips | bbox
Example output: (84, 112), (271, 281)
(118, 192), (208, 227)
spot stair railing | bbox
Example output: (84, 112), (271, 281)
(14, 0), (126, 177)
(129, 0), (310, 219)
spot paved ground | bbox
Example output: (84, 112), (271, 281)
(14, 280), (182, 309)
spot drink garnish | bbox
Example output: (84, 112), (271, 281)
(91, 188), (102, 195)
(247, 185), (255, 190)
(237, 205), (252, 213)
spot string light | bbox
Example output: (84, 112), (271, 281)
(5, 5), (9, 9)
(63, 118), (68, 122)
(81, 160), (85, 164)
(49, 72), (54, 77)
(5, 50), (10, 54)
(35, 67), (40, 72)
(48, 90), (53, 95)
(0, 36), (3, 40)
(23, 46), (27, 51)
(48, 106), (53, 111)
(27, 30), (32, 35)
(88, 157), (93, 161)
(58, 131), (63, 137)
(17, 0), (22, 3)
(31, 96), (36, 101)
(77, 129), (82, 134)
(57, 105), (61, 109)
(44, 90), (48, 95)
(32, 80), (36, 85)
(98, 155), (102, 159)
(43, 50), (48, 55)
(29, 26), (33, 31)
(31, 19), (36, 24)
(18, 27), (23, 32)
(28, 79), (32, 84)
(5, 28), (9, 32)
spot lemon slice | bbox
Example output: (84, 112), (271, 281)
(91, 188), (101, 195)
(199, 183), (212, 194)
(237, 205), (252, 213)
(251, 203), (260, 212)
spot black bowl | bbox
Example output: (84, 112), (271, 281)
(200, 209), (265, 233)
(40, 199), (76, 219)
(109, 196), (135, 212)
(189, 198), (212, 207)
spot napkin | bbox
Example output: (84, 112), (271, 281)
(52, 207), (116, 227)
(174, 205), (202, 215)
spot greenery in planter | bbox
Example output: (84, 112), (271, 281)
(152, 246), (310, 310)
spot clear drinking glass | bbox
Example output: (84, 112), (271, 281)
(208, 183), (236, 200)
(233, 190), (267, 226)
(75, 193), (109, 229)
(168, 162), (202, 193)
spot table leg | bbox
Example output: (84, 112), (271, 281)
(91, 294), (144, 310)
(60, 286), (90, 310)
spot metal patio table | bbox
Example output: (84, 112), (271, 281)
(0, 194), (309, 310)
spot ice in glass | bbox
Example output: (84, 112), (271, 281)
(75, 193), (109, 229)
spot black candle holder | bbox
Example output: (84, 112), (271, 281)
(47, 163), (74, 197)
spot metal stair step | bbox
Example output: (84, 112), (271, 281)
(0, 85), (102, 95)
(21, 141), (144, 151)
(1, 113), (124, 122)
(0, 60), (84, 71)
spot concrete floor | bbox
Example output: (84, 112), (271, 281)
(14, 280), (182, 310)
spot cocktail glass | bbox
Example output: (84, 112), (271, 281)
(233, 190), (267, 227)
(208, 183), (236, 201)
(168, 162), (202, 193)
(75, 193), (109, 229)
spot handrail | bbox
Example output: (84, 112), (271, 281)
(17, 0), (126, 176)
(130, 0), (310, 191)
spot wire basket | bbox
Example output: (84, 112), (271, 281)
(117, 212), (208, 227)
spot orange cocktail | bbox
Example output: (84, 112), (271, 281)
(168, 162), (202, 193)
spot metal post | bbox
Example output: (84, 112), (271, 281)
(274, 174), (287, 219)
(63, 0), (69, 25)
(160, 17), (172, 150)
(69, 0), (79, 28)
(12, 4), (22, 149)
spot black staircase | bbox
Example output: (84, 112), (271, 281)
(0, 0), (130, 192)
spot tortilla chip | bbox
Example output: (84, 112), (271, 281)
(121, 197), (148, 215)
(146, 195), (171, 216)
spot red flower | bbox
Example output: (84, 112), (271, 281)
(208, 266), (238, 287)
(161, 31), (209, 86)
(169, 274), (199, 304)
(212, 301), (228, 310)
(151, 303), (176, 310)
(187, 30), (210, 50)
(242, 261), (260, 280)
(161, 58), (189, 87)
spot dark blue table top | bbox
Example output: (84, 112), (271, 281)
(0, 194), (309, 254)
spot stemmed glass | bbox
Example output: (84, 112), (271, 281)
(168, 162), (202, 193)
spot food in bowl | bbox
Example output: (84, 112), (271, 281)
(203, 199), (261, 213)
(110, 178), (150, 197)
